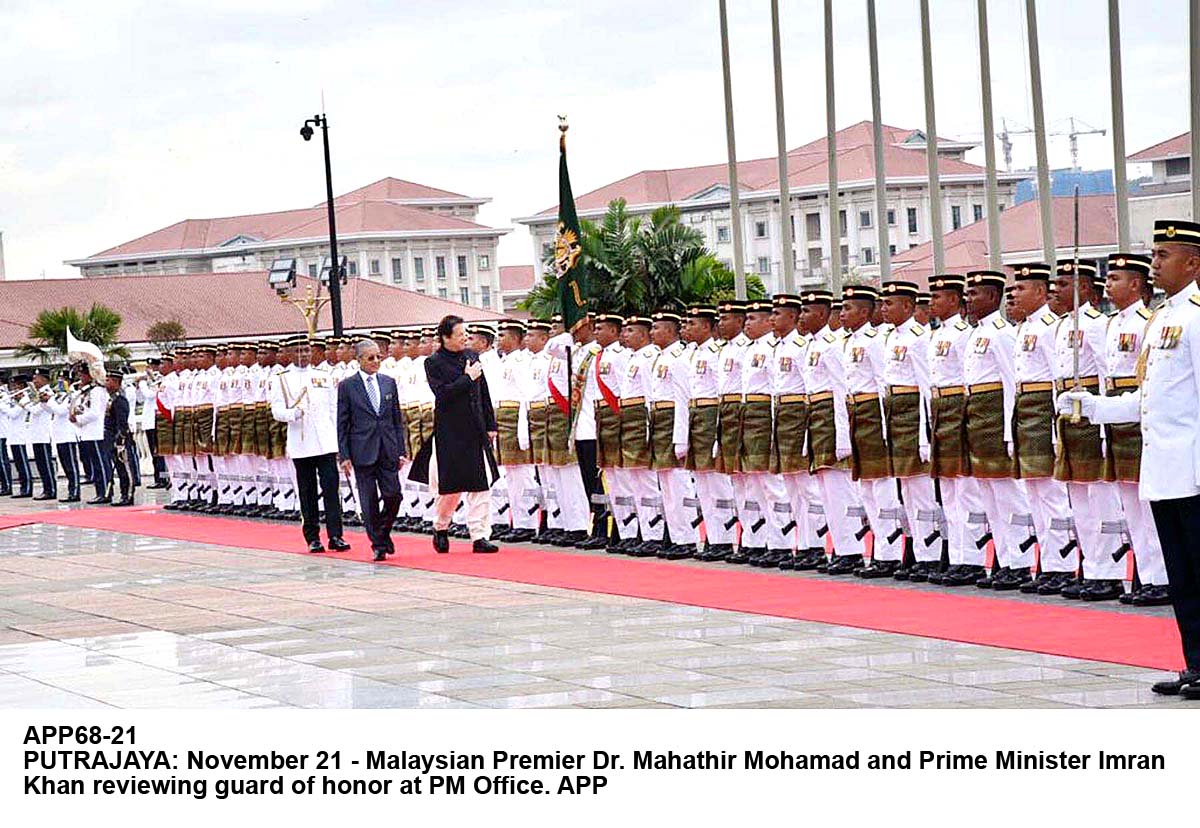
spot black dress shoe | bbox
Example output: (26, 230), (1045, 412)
(327, 537), (351, 552)
(856, 560), (900, 579)
(1131, 584), (1172, 607)
(1035, 571), (1073, 595)
(578, 535), (608, 550)
(87, 495), (110, 505)
(491, 524), (511, 540)
(307, 540), (325, 553)
(472, 538), (499, 554)
(992, 567), (1031, 591)
(726, 546), (757, 565)
(373, 548), (388, 562)
(826, 554), (863, 576)
(1060, 578), (1088, 599)
(1152, 670), (1200, 696)
(628, 540), (662, 558)
(795, 550), (826, 571)
(432, 529), (450, 553)
(974, 570), (996, 589)
(660, 544), (695, 560)
(939, 564), (985, 587)
(562, 530), (589, 548)
(539, 529), (565, 545)
(1080, 579), (1124, 602)
(777, 554), (797, 570)
(507, 528), (536, 544)
(907, 561), (937, 583)
(32, 493), (55, 501)
(114, 498), (134, 507)
(61, 495), (81, 504)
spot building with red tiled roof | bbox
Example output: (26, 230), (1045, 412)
(498, 265), (537, 311)
(516, 122), (1028, 292)
(64, 177), (509, 313)
(0, 271), (500, 364)
(1126, 132), (1193, 244)
(888, 195), (1124, 288)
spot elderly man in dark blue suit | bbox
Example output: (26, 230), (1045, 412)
(338, 339), (408, 561)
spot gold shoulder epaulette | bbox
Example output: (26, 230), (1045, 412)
(1137, 307), (1153, 319)
(1085, 308), (1102, 319)
(706, 341), (720, 353)
(992, 318), (1007, 329)
(910, 324), (924, 336)
(1190, 295), (1200, 308)
(865, 329), (878, 338)
(823, 333), (836, 343)
(1041, 313), (1056, 326)
(954, 321), (968, 331)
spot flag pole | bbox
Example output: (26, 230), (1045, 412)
(560, 117), (573, 453)
(718, 0), (747, 299)
(1070, 185), (1083, 423)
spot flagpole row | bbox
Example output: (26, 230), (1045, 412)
(718, 0), (748, 300)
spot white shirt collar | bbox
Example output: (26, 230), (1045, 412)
(359, 370), (379, 384)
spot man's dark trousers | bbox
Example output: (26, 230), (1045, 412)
(1151, 495), (1200, 670)
(293, 453), (343, 544)
(575, 438), (605, 537)
(32, 443), (56, 497)
(355, 460), (401, 553)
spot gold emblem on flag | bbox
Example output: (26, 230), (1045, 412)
(554, 222), (582, 278)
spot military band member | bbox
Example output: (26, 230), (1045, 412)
(70, 364), (110, 504)
(684, 306), (737, 562)
(45, 375), (80, 502)
(1101, 253), (1169, 606)
(647, 310), (700, 558)
(28, 369), (56, 500)
(799, 290), (864, 573)
(879, 280), (941, 579)
(1051, 260), (1125, 601)
(617, 316), (664, 556)
(1060, 219), (1200, 697)
(4, 375), (32, 498)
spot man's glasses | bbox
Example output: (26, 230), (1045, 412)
(363, 354), (381, 362)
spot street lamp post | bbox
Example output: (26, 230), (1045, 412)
(301, 113), (344, 336)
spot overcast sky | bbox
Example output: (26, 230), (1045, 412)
(0, 0), (1189, 279)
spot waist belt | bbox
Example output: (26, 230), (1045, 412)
(1054, 375), (1099, 393)
(848, 392), (879, 404)
(888, 385), (920, 395)
(932, 385), (964, 398)
(1106, 376), (1140, 392)
(720, 394), (742, 403)
(806, 391), (833, 404)
(968, 382), (1003, 395)
(419, 403), (433, 412)
(620, 396), (645, 407)
(690, 397), (719, 408)
(498, 401), (521, 409)
(743, 393), (772, 403)
(652, 400), (675, 410)
(529, 401), (547, 410)
(776, 394), (807, 405)
(1018, 381), (1053, 393)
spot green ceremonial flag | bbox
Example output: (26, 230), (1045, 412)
(554, 120), (587, 332)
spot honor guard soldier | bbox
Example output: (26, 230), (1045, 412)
(647, 310), (701, 559)
(248, 341), (278, 515)
(542, 320), (591, 547)
(170, 347), (196, 507)
(190, 345), (220, 509)
(770, 294), (823, 569)
(211, 343), (238, 514)
(491, 320), (539, 542)
(1051, 260), (1126, 600)
(685, 306), (738, 562)
(1101, 253), (1169, 606)
(521, 321), (559, 541)
(914, 292), (933, 327)
(735, 300), (794, 566)
(230, 342), (258, 514)
(963, 270), (1036, 589)
(800, 289), (865, 573)
(880, 279), (941, 580)
(617, 316), (665, 555)
(1007, 262), (1078, 593)
(1060, 218), (1200, 697)
(714, 300), (752, 557)
(589, 314), (637, 551)
(841, 285), (907, 578)
(471, 323), (514, 541)
(925, 275), (987, 586)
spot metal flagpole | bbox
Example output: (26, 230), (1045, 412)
(1024, 0), (1056, 264)
(824, 0), (841, 293)
(976, 0), (1003, 269)
(1108, 0), (1130, 249)
(919, 0), (946, 277)
(770, 0), (795, 293)
(1070, 186), (1083, 422)
(866, 0), (891, 282)
(718, 0), (748, 300)
(1191, 0), (1200, 220)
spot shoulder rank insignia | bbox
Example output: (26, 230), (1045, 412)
(910, 324), (924, 336)
(1085, 308), (1102, 319)
(1190, 295), (1200, 308)
(864, 329), (878, 338)
(823, 333), (836, 343)
(1041, 313), (1056, 326)
(954, 321), (968, 331)
(1137, 307), (1153, 320)
(992, 318), (1007, 329)
(706, 341), (720, 353)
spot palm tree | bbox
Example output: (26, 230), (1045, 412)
(18, 304), (129, 364)
(520, 199), (766, 317)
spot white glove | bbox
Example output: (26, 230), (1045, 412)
(674, 442), (688, 461)
(1006, 441), (1013, 459)
(835, 444), (852, 462)
(1055, 390), (1098, 422)
(712, 440), (720, 459)
(518, 431), (530, 451)
(919, 444), (930, 464)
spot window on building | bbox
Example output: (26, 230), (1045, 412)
(437, 288), (447, 299)
(369, 258), (381, 276)
(972, 203), (983, 223)
(838, 210), (847, 237)
(460, 287), (470, 304)
(859, 210), (872, 229)
(909, 243), (918, 250)
(436, 256), (447, 279)
(839, 245), (850, 273)
(806, 213), (821, 240)
(887, 208), (896, 226)
(998, 202), (1006, 212)
(888, 244), (896, 255)
(716, 225), (730, 243)
(807, 248), (822, 275)
(457, 255), (468, 277)
(391, 258), (403, 283)
(756, 256), (770, 274)
(862, 247), (875, 265)
(414, 257), (425, 281)
(541, 242), (553, 260)
(308, 263), (318, 278)
(347, 260), (358, 276)
(907, 207), (918, 234)
(481, 286), (492, 307)
(754, 220), (768, 239)
(1166, 157), (1191, 177)
(951, 205), (962, 231)
(478, 254), (490, 270)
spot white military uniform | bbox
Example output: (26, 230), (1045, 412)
(493, 346), (539, 532)
(477, 346), (510, 531)
(593, 340), (636, 540)
(716, 332), (753, 547)
(740, 330), (792, 551)
(690, 336), (738, 548)
(771, 328), (823, 552)
(648, 338), (700, 547)
(621, 342), (664, 541)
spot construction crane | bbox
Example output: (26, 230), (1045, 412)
(997, 116), (1107, 171)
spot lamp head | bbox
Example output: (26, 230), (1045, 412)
(300, 124), (314, 141)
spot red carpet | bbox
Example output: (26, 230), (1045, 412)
(19, 507), (1183, 670)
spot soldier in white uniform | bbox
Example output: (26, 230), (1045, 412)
(28, 369), (56, 500)
(138, 361), (168, 489)
(270, 336), (348, 553)
(713, 301), (753, 557)
(1061, 219), (1200, 697)
(617, 316), (666, 556)
(1100, 253), (1169, 606)
(3, 376), (32, 498)
(46, 375), (80, 502)
(70, 365), (110, 503)
(488, 321), (537, 542)
(1051, 260), (1126, 600)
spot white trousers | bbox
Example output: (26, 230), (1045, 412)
(428, 443), (492, 540)
(544, 463), (590, 532)
(627, 468), (664, 541)
(1117, 481), (1168, 586)
(272, 457), (296, 510)
(1070, 481), (1127, 580)
(694, 470), (737, 546)
(741, 472), (789, 550)
(490, 467), (510, 528)
(816, 468), (865, 558)
(503, 464), (540, 530)
(1025, 477), (1074, 572)
(973, 476), (1034, 570)
(605, 468), (640, 540)
(165, 455), (187, 502)
(861, 477), (905, 562)
(943, 476), (986, 566)
(900, 474), (942, 563)
(658, 468), (700, 545)
(730, 474), (756, 548)
(782, 472), (824, 551)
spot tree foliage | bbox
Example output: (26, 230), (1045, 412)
(17, 304), (130, 364)
(146, 319), (187, 354)
(520, 199), (766, 318)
